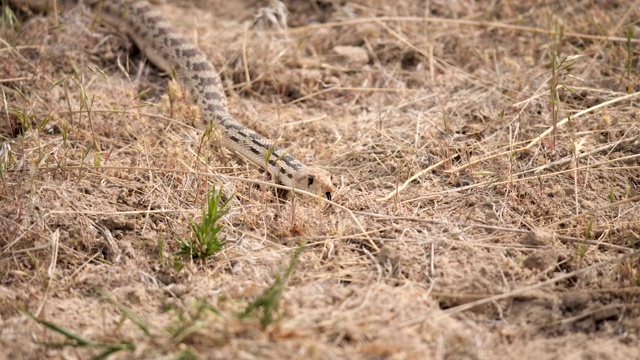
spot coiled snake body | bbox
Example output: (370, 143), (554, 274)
(12, 0), (334, 200)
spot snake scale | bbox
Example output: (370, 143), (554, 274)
(11, 0), (334, 200)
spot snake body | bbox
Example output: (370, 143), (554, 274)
(12, 0), (334, 200)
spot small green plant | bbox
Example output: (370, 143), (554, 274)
(239, 243), (304, 329)
(624, 26), (634, 93)
(173, 255), (186, 272)
(158, 234), (188, 272)
(609, 184), (615, 203)
(546, 15), (582, 150)
(573, 242), (589, 268)
(25, 289), (226, 359)
(2, 4), (19, 36)
(167, 299), (222, 343)
(24, 311), (135, 359)
(177, 187), (231, 260)
(583, 217), (594, 239)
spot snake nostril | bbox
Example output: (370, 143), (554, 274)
(325, 192), (332, 201)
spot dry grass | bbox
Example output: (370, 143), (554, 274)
(1, 0), (639, 359)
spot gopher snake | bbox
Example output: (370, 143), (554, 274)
(11, 0), (334, 200)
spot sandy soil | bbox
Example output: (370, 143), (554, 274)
(1, 0), (639, 359)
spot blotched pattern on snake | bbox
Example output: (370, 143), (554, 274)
(11, 0), (334, 199)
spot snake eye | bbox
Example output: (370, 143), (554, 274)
(307, 175), (314, 186)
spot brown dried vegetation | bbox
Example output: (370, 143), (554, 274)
(1, 0), (639, 359)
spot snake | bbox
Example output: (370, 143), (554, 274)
(10, 0), (334, 200)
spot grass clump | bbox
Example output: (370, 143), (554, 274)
(239, 243), (304, 329)
(24, 311), (135, 359)
(177, 187), (231, 260)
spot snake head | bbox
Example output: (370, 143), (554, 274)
(293, 167), (334, 201)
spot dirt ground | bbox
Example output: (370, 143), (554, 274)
(1, 0), (639, 359)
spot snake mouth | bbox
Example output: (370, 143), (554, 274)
(325, 192), (332, 201)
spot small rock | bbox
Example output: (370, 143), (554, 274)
(521, 228), (556, 246)
(165, 284), (189, 298)
(377, 246), (400, 265)
(593, 305), (621, 322)
(561, 292), (591, 312)
(100, 217), (135, 232)
(523, 247), (558, 271)
(333, 45), (369, 65)
(163, 297), (179, 310)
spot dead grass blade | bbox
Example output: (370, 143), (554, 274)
(287, 16), (640, 44)
(379, 92), (640, 201)
(438, 250), (640, 316)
